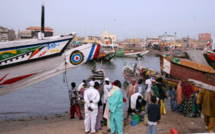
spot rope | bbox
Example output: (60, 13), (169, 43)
(63, 56), (70, 90)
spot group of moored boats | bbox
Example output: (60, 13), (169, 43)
(121, 48), (215, 92)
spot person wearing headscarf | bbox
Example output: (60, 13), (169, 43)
(84, 81), (100, 134)
(108, 80), (124, 134)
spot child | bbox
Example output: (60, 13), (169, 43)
(147, 96), (161, 134)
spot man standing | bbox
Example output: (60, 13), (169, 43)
(197, 89), (215, 133)
(84, 81), (100, 134)
(103, 78), (112, 133)
(147, 96), (161, 134)
(68, 82), (83, 120)
(145, 76), (153, 103)
(103, 77), (112, 112)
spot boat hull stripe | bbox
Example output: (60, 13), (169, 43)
(87, 44), (96, 61)
(0, 73), (36, 85)
(93, 44), (100, 59)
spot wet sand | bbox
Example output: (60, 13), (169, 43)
(0, 111), (206, 134)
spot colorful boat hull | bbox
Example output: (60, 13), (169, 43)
(0, 40), (100, 95)
(0, 36), (73, 68)
(160, 55), (215, 90)
(204, 52), (215, 69)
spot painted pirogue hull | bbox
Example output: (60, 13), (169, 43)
(0, 35), (74, 68)
(0, 38), (100, 95)
(95, 52), (115, 62)
(160, 55), (215, 91)
(204, 52), (215, 69)
(124, 50), (149, 58)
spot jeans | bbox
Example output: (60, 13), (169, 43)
(148, 125), (157, 134)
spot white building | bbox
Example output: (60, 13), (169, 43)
(159, 33), (176, 42)
(101, 31), (117, 44)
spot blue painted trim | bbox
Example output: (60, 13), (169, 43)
(87, 44), (96, 61)
(0, 38), (71, 52)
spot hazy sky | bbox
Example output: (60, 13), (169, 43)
(1, 0), (215, 40)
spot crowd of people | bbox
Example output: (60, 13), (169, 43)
(68, 74), (167, 134)
(68, 74), (215, 133)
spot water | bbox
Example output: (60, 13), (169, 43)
(0, 56), (159, 120)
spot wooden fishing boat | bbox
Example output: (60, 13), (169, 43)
(0, 42), (100, 95)
(160, 55), (215, 91)
(0, 5), (101, 95)
(203, 51), (215, 69)
(124, 50), (149, 58)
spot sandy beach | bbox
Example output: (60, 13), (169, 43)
(0, 111), (206, 134)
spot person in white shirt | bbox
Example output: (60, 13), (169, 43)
(102, 77), (112, 132)
(145, 76), (156, 103)
(84, 81), (100, 134)
(130, 92), (142, 111)
(103, 78), (112, 108)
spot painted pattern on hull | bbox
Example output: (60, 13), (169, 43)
(0, 39), (70, 67)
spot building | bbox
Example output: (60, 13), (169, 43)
(198, 33), (212, 41)
(0, 26), (16, 41)
(19, 26), (54, 39)
(159, 33), (177, 42)
(124, 38), (142, 44)
(101, 31), (117, 44)
(84, 36), (101, 44)
(19, 30), (32, 39)
(146, 37), (161, 45)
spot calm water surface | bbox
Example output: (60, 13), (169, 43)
(0, 56), (159, 120)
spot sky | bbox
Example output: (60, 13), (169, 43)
(1, 0), (215, 40)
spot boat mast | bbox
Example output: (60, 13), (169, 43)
(38, 4), (45, 39)
(41, 4), (45, 34)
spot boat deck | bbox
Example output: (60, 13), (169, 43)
(0, 35), (74, 49)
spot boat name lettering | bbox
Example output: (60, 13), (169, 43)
(47, 43), (60, 50)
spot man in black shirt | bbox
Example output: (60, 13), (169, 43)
(147, 96), (161, 134)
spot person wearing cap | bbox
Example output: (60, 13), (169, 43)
(84, 81), (100, 134)
(103, 77), (112, 111)
(103, 77), (112, 132)
(108, 80), (124, 134)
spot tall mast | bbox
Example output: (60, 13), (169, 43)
(41, 4), (45, 33)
